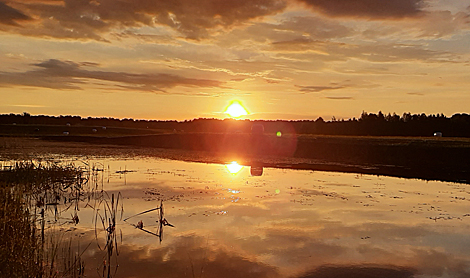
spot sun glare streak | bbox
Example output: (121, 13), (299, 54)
(224, 100), (248, 118)
(225, 161), (244, 174)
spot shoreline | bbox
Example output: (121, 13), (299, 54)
(1, 135), (469, 184)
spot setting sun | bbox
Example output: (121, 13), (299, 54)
(224, 101), (248, 118)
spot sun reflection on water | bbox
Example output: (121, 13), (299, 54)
(225, 161), (244, 174)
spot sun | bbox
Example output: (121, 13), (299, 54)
(224, 100), (248, 118)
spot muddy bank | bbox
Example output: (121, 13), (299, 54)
(38, 133), (470, 184)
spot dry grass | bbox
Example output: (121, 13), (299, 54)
(0, 161), (85, 277)
(0, 186), (42, 277)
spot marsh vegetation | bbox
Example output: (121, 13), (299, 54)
(0, 161), (125, 278)
(0, 161), (83, 277)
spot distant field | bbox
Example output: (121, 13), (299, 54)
(298, 133), (470, 146)
(3, 123), (470, 144)
(0, 124), (168, 137)
(29, 131), (469, 184)
(2, 125), (469, 184)
(298, 134), (470, 149)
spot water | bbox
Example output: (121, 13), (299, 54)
(28, 156), (470, 277)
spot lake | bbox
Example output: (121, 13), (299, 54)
(10, 155), (470, 278)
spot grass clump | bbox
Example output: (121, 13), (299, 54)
(0, 186), (42, 277)
(0, 161), (84, 277)
(0, 161), (83, 190)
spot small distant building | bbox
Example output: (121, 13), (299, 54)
(102, 126), (106, 130)
(92, 129), (97, 133)
(63, 131), (69, 135)
(434, 132), (443, 137)
(66, 123), (71, 126)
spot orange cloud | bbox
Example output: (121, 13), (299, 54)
(0, 59), (224, 92)
(297, 0), (425, 19)
(0, 1), (32, 26)
(296, 85), (346, 93)
(2, 0), (287, 40)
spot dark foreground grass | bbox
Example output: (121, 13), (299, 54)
(0, 162), (84, 278)
(0, 161), (83, 189)
(0, 186), (42, 277)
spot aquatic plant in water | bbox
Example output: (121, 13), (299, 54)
(0, 161), (97, 277)
(94, 192), (123, 278)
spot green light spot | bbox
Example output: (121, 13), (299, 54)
(276, 131), (282, 137)
(275, 189), (280, 194)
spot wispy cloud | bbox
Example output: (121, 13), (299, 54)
(9, 104), (47, 108)
(273, 39), (452, 64)
(296, 83), (354, 100)
(0, 59), (224, 92)
(296, 85), (345, 93)
(324, 96), (353, 100)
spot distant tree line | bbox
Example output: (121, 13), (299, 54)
(1, 111), (470, 137)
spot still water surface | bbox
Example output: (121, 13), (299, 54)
(31, 156), (470, 278)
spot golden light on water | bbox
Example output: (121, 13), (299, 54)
(225, 161), (244, 174)
(224, 100), (248, 118)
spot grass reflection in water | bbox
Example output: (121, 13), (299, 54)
(0, 161), (126, 278)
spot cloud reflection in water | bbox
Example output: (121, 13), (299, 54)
(43, 157), (470, 278)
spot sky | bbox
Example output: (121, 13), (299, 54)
(0, 0), (469, 121)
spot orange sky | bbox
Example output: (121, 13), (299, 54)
(1, 0), (469, 120)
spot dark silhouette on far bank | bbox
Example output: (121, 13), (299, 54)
(1, 111), (470, 137)
(1, 111), (470, 184)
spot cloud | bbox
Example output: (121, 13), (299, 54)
(217, 16), (353, 52)
(2, 0), (287, 40)
(296, 85), (345, 93)
(361, 10), (470, 39)
(0, 1), (32, 26)
(297, 0), (425, 19)
(80, 235), (281, 278)
(273, 38), (452, 65)
(276, 16), (353, 39)
(0, 59), (224, 92)
(9, 104), (47, 108)
(112, 30), (178, 44)
(324, 96), (353, 100)
(271, 37), (340, 54)
(295, 82), (358, 100)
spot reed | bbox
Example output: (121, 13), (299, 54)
(94, 192), (123, 278)
(0, 161), (83, 190)
(0, 186), (42, 277)
(0, 161), (85, 277)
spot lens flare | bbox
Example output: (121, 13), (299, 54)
(224, 100), (248, 118)
(225, 161), (244, 174)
